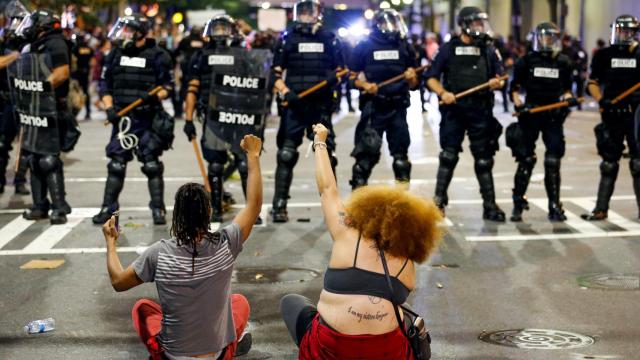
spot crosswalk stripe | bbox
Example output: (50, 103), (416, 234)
(528, 198), (605, 235)
(466, 230), (640, 242)
(0, 216), (35, 249)
(22, 217), (85, 252)
(571, 199), (640, 231)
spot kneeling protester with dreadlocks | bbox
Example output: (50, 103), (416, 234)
(102, 134), (263, 360)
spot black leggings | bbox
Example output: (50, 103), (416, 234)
(279, 294), (318, 347)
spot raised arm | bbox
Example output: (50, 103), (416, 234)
(102, 216), (143, 292)
(312, 124), (349, 240)
(232, 135), (263, 242)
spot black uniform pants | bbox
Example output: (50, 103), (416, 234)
(439, 105), (500, 158)
(25, 151), (67, 212)
(517, 111), (566, 159)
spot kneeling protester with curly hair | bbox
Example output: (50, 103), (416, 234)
(279, 123), (443, 360)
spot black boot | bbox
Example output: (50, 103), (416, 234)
(23, 158), (49, 220)
(434, 149), (459, 213)
(47, 166), (70, 225)
(630, 158), (640, 219)
(93, 159), (126, 224)
(209, 174), (224, 223)
(14, 154), (30, 195)
(0, 154), (7, 194)
(581, 160), (618, 221)
(142, 160), (166, 225)
(544, 156), (566, 221)
(271, 147), (298, 223)
(475, 157), (505, 222)
(392, 154), (411, 184)
(510, 156), (535, 222)
(349, 156), (377, 191)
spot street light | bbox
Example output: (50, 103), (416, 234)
(391, 0), (401, 6)
(402, 0), (414, 4)
(261, 2), (271, 9)
(364, 9), (374, 20)
(380, 1), (390, 9)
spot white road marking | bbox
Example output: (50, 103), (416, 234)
(0, 216), (35, 249)
(528, 198), (605, 235)
(22, 216), (85, 252)
(466, 231), (640, 242)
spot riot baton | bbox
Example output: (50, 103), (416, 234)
(599, 82), (640, 113)
(438, 74), (509, 105)
(281, 69), (350, 107)
(512, 97), (585, 117)
(103, 85), (166, 125)
(13, 127), (23, 172)
(191, 138), (212, 193)
(376, 64), (430, 88)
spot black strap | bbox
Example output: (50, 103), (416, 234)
(378, 247), (409, 339)
(353, 232), (362, 267)
(396, 258), (410, 277)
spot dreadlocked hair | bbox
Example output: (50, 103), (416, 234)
(170, 183), (213, 275)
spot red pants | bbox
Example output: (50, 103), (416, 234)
(132, 294), (250, 360)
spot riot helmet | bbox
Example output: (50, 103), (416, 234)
(457, 6), (493, 42)
(3, 0), (28, 32)
(107, 14), (150, 49)
(203, 15), (237, 47)
(610, 14), (639, 46)
(15, 9), (60, 42)
(533, 22), (561, 53)
(293, 0), (322, 34)
(372, 9), (408, 42)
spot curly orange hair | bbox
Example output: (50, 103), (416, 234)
(344, 186), (443, 263)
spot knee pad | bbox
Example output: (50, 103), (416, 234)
(38, 155), (62, 173)
(630, 158), (640, 177)
(392, 154), (411, 174)
(600, 160), (619, 175)
(439, 148), (459, 168)
(107, 159), (126, 176)
(277, 147), (299, 168)
(141, 160), (164, 178)
(474, 157), (494, 173)
(236, 159), (248, 177)
(544, 155), (561, 171)
(520, 155), (537, 169)
(208, 162), (225, 177)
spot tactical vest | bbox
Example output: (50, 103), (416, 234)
(110, 45), (159, 110)
(601, 45), (640, 102)
(362, 35), (410, 98)
(523, 52), (567, 104)
(444, 38), (491, 106)
(283, 29), (335, 97)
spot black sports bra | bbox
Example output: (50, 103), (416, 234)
(323, 233), (411, 303)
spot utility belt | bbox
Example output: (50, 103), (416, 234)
(361, 93), (409, 109)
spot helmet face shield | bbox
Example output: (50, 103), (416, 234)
(293, 1), (321, 24)
(108, 16), (148, 47)
(464, 13), (492, 39)
(374, 10), (408, 39)
(4, 0), (28, 30)
(533, 27), (560, 52)
(14, 12), (33, 38)
(203, 16), (236, 45)
(611, 23), (638, 45)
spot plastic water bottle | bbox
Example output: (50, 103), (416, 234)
(24, 318), (55, 334)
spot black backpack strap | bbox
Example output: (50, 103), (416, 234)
(378, 247), (409, 338)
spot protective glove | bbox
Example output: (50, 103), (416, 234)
(106, 107), (121, 124)
(326, 72), (339, 87)
(284, 91), (300, 105)
(515, 104), (531, 116)
(599, 98), (613, 112)
(183, 121), (196, 141)
(140, 92), (156, 104)
(564, 97), (580, 107)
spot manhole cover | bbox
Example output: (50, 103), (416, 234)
(577, 273), (640, 290)
(232, 267), (319, 284)
(479, 329), (595, 349)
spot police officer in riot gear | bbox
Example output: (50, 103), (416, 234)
(508, 22), (576, 222)
(173, 26), (205, 119)
(184, 15), (265, 223)
(13, 9), (74, 224)
(71, 31), (94, 120)
(582, 15), (640, 220)
(0, 0), (29, 195)
(349, 9), (418, 189)
(271, 0), (344, 222)
(92, 14), (174, 225)
(425, 6), (506, 221)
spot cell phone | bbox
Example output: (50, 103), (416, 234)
(113, 210), (120, 232)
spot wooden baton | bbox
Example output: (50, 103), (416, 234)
(103, 85), (165, 125)
(512, 97), (585, 117)
(439, 74), (510, 105)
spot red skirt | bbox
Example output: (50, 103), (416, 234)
(298, 314), (413, 360)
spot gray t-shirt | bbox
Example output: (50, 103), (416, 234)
(133, 223), (243, 356)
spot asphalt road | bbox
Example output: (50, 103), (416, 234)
(0, 93), (638, 360)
